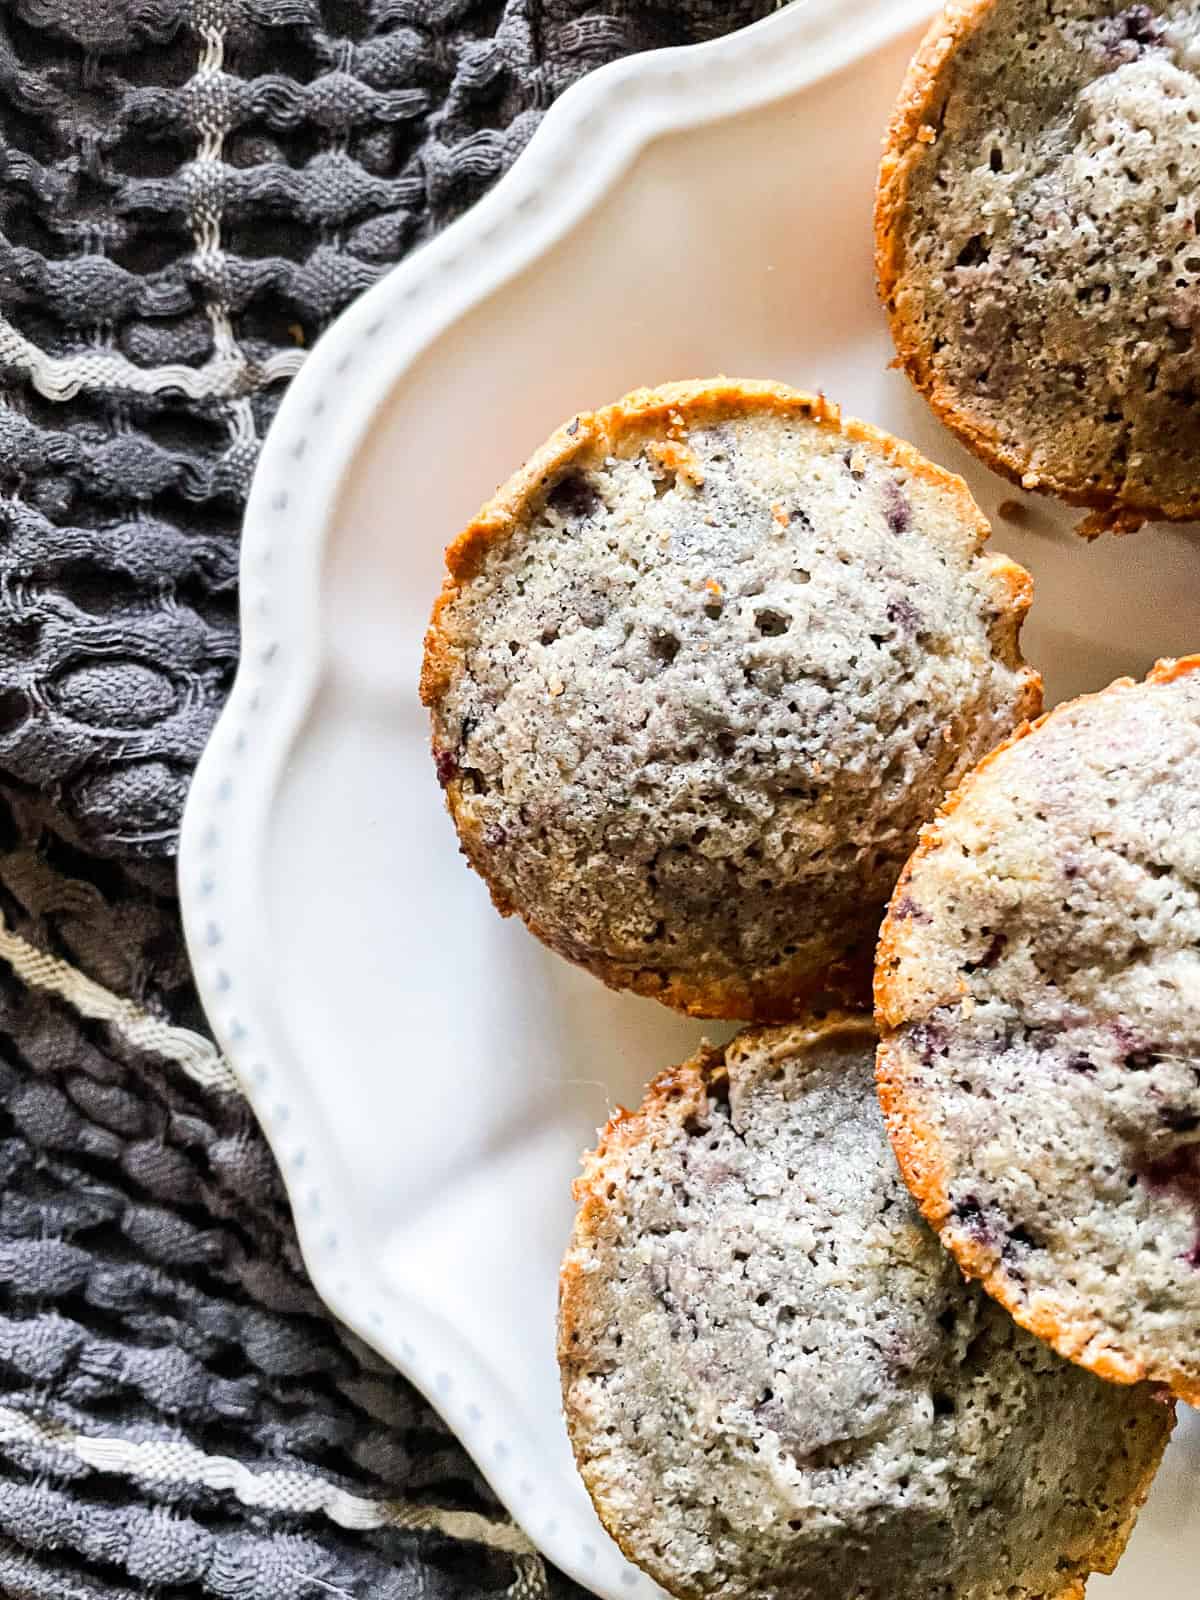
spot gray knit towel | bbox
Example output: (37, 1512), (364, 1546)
(0, 2), (776, 1596)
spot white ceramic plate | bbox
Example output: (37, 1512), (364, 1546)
(179, 2), (1200, 1594)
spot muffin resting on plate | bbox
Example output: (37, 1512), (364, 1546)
(878, 656), (1200, 1403)
(558, 1015), (1172, 1600)
(877, 0), (1200, 535)
(421, 379), (1039, 1020)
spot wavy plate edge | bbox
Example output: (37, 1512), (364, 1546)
(177, 2), (940, 1592)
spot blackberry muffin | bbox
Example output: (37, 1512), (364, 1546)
(877, 0), (1200, 535)
(558, 1016), (1172, 1600)
(421, 379), (1040, 1020)
(877, 657), (1200, 1402)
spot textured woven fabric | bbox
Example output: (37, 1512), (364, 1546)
(0, 1), (779, 1596)
(0, 788), (549, 1599)
(0, 0), (775, 858)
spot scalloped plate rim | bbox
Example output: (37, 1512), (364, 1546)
(176, 3), (960, 1594)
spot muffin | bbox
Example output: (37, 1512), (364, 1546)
(877, 0), (1200, 535)
(420, 379), (1040, 1020)
(877, 657), (1200, 1401)
(558, 1015), (1172, 1600)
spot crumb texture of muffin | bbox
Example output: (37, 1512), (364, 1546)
(877, 657), (1200, 1401)
(421, 379), (1039, 1020)
(877, 0), (1200, 533)
(559, 1016), (1171, 1600)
